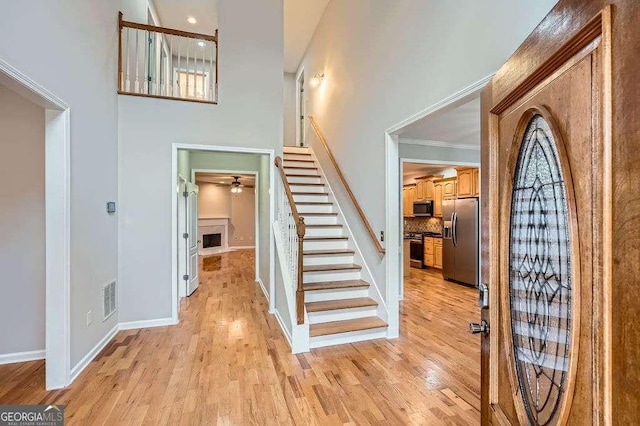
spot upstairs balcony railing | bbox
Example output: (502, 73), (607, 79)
(118, 12), (218, 104)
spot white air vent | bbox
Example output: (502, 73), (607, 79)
(103, 281), (117, 321)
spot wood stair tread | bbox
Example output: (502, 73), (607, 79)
(284, 166), (318, 170)
(295, 201), (333, 205)
(303, 263), (362, 273)
(303, 249), (355, 256)
(285, 174), (322, 178)
(303, 236), (348, 241)
(292, 192), (329, 196)
(309, 317), (388, 337)
(283, 158), (315, 163)
(303, 280), (370, 291)
(306, 297), (378, 313)
(300, 212), (338, 216)
(290, 183), (325, 187)
(305, 224), (343, 228)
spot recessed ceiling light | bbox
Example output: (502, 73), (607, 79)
(187, 16), (197, 24)
(197, 41), (206, 47)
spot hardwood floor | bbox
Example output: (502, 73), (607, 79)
(0, 251), (480, 425)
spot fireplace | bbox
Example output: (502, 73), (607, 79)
(203, 233), (222, 249)
(198, 218), (229, 255)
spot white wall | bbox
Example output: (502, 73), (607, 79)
(0, 0), (129, 366)
(0, 85), (45, 356)
(283, 72), (297, 146)
(118, 0), (282, 323)
(299, 0), (557, 293)
(197, 183), (232, 218)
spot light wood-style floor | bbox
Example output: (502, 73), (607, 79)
(0, 251), (480, 425)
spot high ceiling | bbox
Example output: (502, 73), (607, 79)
(153, 0), (218, 35)
(152, 0), (328, 73)
(398, 98), (481, 147)
(284, 0), (330, 73)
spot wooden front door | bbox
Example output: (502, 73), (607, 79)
(480, 4), (613, 425)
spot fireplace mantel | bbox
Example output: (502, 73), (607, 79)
(198, 217), (229, 255)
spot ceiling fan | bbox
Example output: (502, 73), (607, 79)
(230, 176), (243, 193)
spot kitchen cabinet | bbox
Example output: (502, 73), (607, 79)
(424, 237), (443, 269)
(416, 179), (425, 200)
(441, 178), (457, 199)
(424, 237), (435, 267)
(424, 179), (435, 200)
(403, 185), (416, 217)
(456, 168), (474, 198)
(403, 240), (411, 277)
(434, 238), (443, 269)
(434, 183), (443, 217)
(473, 168), (480, 197)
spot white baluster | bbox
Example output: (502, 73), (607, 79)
(185, 39), (190, 98)
(201, 40), (206, 100)
(176, 36), (182, 97)
(125, 28), (131, 92)
(135, 29), (140, 93)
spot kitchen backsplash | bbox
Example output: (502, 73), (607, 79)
(404, 217), (443, 234)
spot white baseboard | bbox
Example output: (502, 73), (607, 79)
(69, 324), (119, 383)
(0, 349), (46, 365)
(119, 318), (177, 331)
(256, 278), (269, 302)
(274, 310), (293, 348)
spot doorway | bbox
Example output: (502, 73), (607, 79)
(296, 70), (305, 146)
(171, 145), (276, 323)
(0, 60), (71, 390)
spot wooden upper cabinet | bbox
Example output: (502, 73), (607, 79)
(416, 179), (425, 200)
(456, 168), (474, 198)
(403, 185), (416, 217)
(424, 179), (435, 200)
(441, 178), (457, 199)
(433, 183), (443, 217)
(472, 168), (480, 197)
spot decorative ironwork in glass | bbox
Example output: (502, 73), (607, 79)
(509, 114), (572, 426)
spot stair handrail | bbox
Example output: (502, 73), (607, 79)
(308, 117), (386, 254)
(274, 156), (306, 325)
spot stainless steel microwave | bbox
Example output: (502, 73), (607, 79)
(413, 200), (433, 217)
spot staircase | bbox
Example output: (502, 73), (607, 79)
(282, 146), (388, 348)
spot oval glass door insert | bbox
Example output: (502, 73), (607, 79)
(509, 113), (573, 425)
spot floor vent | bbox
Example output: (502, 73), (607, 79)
(103, 281), (117, 321)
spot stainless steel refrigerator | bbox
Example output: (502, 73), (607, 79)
(442, 198), (479, 287)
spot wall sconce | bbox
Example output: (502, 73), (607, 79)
(310, 73), (325, 87)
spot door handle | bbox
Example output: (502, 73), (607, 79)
(452, 212), (457, 246)
(469, 320), (489, 335)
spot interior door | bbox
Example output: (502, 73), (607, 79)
(480, 5), (611, 425)
(186, 182), (199, 296)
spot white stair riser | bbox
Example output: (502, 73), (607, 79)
(303, 240), (348, 251)
(310, 328), (388, 349)
(284, 161), (316, 169)
(304, 287), (369, 303)
(294, 194), (329, 203)
(283, 154), (311, 161)
(290, 184), (326, 193)
(304, 227), (343, 238)
(286, 176), (323, 185)
(304, 270), (362, 283)
(283, 147), (310, 155)
(308, 306), (379, 324)
(298, 215), (338, 225)
(284, 167), (317, 176)
(297, 204), (334, 214)
(303, 254), (354, 266)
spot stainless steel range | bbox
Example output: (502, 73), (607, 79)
(405, 232), (424, 268)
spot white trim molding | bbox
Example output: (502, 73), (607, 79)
(69, 324), (119, 383)
(0, 350), (46, 366)
(0, 58), (72, 390)
(256, 278), (269, 302)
